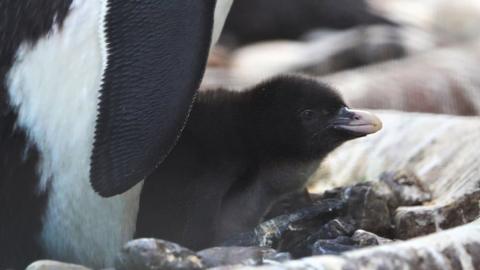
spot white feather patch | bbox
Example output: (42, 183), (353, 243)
(6, 0), (141, 268)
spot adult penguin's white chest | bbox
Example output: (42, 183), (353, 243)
(7, 0), (142, 267)
(4, 0), (232, 268)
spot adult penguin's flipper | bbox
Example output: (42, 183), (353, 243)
(91, 0), (217, 197)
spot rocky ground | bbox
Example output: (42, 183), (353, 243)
(29, 113), (480, 270)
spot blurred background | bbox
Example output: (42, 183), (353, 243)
(201, 0), (480, 116)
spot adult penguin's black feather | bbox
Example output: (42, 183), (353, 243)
(90, 1), (217, 197)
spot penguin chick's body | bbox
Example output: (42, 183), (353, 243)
(136, 75), (382, 250)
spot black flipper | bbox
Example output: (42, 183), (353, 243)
(91, 0), (216, 197)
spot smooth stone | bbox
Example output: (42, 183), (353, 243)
(197, 246), (282, 267)
(115, 239), (204, 270)
(26, 260), (92, 270)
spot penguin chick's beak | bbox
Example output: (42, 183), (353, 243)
(332, 107), (383, 136)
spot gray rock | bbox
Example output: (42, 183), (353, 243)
(395, 190), (480, 239)
(224, 181), (398, 258)
(378, 170), (431, 208)
(312, 236), (358, 255)
(223, 199), (344, 248)
(212, 219), (480, 270)
(197, 246), (284, 267)
(115, 239), (204, 270)
(262, 252), (292, 265)
(341, 183), (393, 235)
(351, 230), (394, 246)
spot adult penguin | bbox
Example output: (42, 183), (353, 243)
(0, 0), (232, 269)
(221, 0), (396, 45)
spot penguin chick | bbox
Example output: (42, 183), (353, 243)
(136, 75), (382, 250)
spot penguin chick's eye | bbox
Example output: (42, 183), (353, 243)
(300, 109), (316, 121)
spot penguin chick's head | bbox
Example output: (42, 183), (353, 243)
(251, 75), (382, 159)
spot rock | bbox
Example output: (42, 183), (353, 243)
(115, 239), (204, 270)
(26, 260), (92, 270)
(314, 182), (394, 235)
(377, 170), (431, 209)
(215, 219), (480, 270)
(395, 190), (480, 239)
(276, 182), (398, 256)
(197, 247), (284, 267)
(351, 230), (394, 246)
(341, 184), (392, 235)
(318, 219), (357, 239)
(312, 236), (358, 255)
(223, 199), (344, 248)
(276, 218), (355, 258)
(225, 181), (399, 258)
(263, 189), (313, 220)
(262, 252), (292, 264)
(251, 169), (432, 259)
(224, 171), (440, 259)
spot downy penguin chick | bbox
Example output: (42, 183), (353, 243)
(136, 75), (382, 250)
